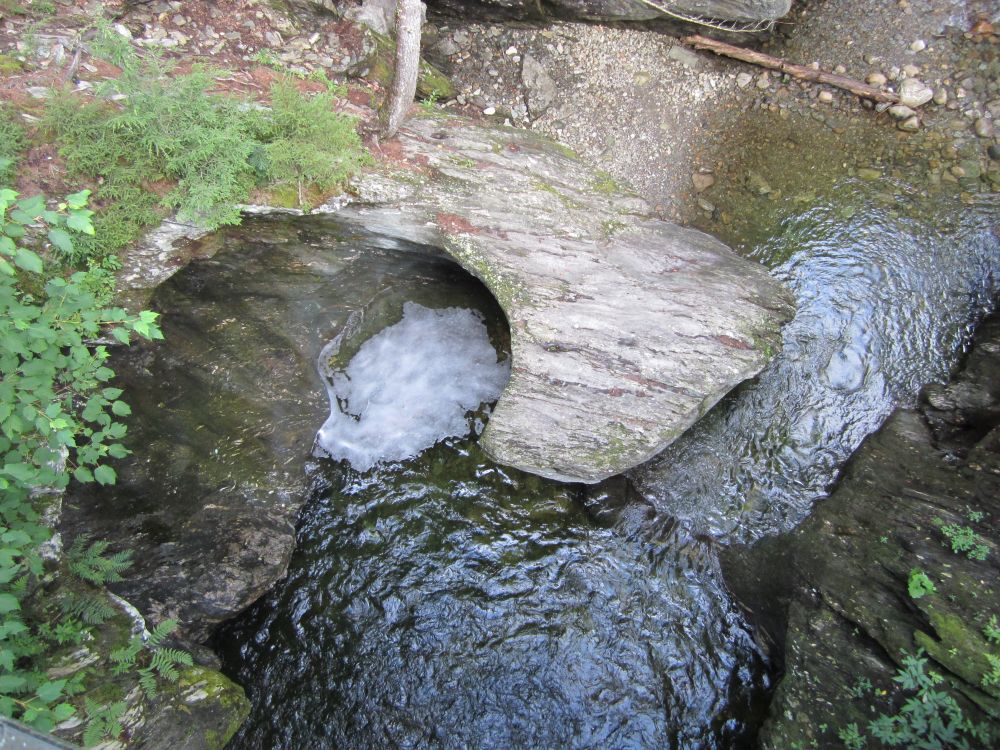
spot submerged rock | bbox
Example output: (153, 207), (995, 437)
(336, 115), (793, 482)
(724, 312), (1000, 748)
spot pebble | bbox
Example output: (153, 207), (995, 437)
(898, 115), (921, 132)
(933, 89), (948, 106)
(867, 72), (888, 86)
(483, 106), (496, 115)
(505, 46), (517, 56)
(756, 72), (770, 90)
(857, 168), (882, 180)
(691, 171), (715, 192)
(902, 64), (920, 78)
(974, 118), (994, 138)
(833, 64), (847, 75)
(909, 39), (926, 52)
(735, 72), (753, 88)
(818, 90), (834, 104)
(989, 144), (1000, 161)
(898, 78), (934, 108)
(888, 104), (916, 120)
(26, 86), (49, 99)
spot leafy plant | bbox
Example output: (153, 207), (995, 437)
(67, 535), (131, 586)
(841, 651), (992, 748)
(256, 78), (369, 209)
(0, 104), (25, 183)
(907, 568), (936, 599)
(109, 619), (192, 699)
(0, 187), (162, 734)
(938, 522), (989, 561)
(81, 697), (126, 747)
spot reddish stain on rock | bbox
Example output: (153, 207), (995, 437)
(715, 335), (752, 350)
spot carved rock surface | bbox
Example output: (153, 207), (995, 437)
(338, 115), (794, 482)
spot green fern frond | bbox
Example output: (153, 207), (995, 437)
(145, 619), (178, 649)
(67, 534), (132, 585)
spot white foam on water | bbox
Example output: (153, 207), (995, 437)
(316, 302), (510, 471)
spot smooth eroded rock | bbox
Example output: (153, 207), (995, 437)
(337, 115), (794, 482)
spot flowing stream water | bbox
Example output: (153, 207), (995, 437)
(197, 186), (999, 749)
(87, 153), (1000, 745)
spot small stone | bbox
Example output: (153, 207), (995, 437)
(114, 23), (133, 39)
(818, 91), (834, 104)
(482, 106), (496, 115)
(505, 46), (517, 56)
(691, 171), (715, 192)
(909, 39), (926, 52)
(888, 104), (916, 120)
(988, 144), (1000, 161)
(898, 115), (921, 132)
(756, 72), (770, 90)
(973, 118), (994, 138)
(697, 197), (715, 213)
(867, 72), (887, 86)
(172, 14), (186, 26)
(898, 78), (933, 108)
(634, 71), (651, 86)
(902, 64), (920, 78)
(950, 165), (966, 178)
(833, 64), (847, 75)
(736, 72), (753, 88)
(933, 89), (948, 106)
(26, 86), (49, 99)
(857, 168), (882, 181)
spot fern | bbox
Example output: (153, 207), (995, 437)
(60, 592), (117, 626)
(82, 698), (126, 748)
(145, 619), (178, 649)
(109, 636), (142, 674)
(67, 535), (132, 586)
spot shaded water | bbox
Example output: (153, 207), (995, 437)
(208, 186), (999, 749)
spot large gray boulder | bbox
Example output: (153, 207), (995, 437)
(336, 114), (794, 483)
(423, 0), (791, 23)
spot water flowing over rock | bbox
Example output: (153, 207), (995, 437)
(335, 115), (794, 482)
(723, 312), (1000, 748)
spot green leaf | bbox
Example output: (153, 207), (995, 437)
(47, 228), (74, 255)
(35, 679), (66, 703)
(65, 189), (91, 210)
(111, 400), (131, 417)
(93, 465), (116, 486)
(73, 466), (94, 483)
(0, 674), (27, 693)
(53, 703), (75, 721)
(66, 210), (95, 235)
(13, 248), (43, 274)
(110, 327), (131, 345)
(15, 195), (45, 217)
(0, 236), (14, 255)
(0, 594), (19, 614)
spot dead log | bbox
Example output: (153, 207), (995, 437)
(682, 34), (899, 104)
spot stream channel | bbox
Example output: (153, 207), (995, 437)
(83, 181), (999, 746)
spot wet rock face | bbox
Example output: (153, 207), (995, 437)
(724, 313), (1000, 748)
(421, 0), (791, 22)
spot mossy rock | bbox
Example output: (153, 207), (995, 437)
(360, 29), (454, 101)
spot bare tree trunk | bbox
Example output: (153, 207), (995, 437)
(382, 0), (422, 139)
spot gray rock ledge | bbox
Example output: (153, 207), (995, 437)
(334, 115), (794, 483)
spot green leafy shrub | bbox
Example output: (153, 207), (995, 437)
(257, 79), (370, 209)
(45, 26), (368, 265)
(0, 104), (25, 183)
(0, 187), (162, 734)
(109, 618), (192, 699)
(938, 522), (989, 561)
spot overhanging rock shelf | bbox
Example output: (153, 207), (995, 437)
(335, 115), (795, 483)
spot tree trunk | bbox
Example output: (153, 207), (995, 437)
(382, 0), (422, 139)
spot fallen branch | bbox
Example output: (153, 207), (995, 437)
(682, 34), (899, 104)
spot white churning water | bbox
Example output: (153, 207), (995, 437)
(315, 302), (510, 471)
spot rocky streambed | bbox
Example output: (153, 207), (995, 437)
(42, 0), (1000, 747)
